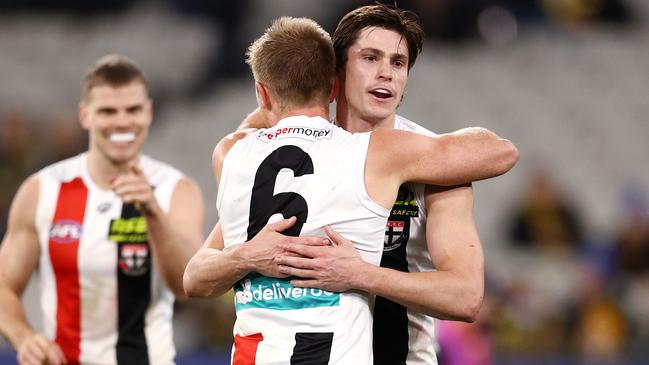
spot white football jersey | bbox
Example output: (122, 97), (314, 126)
(217, 116), (390, 365)
(372, 115), (439, 365)
(35, 153), (181, 365)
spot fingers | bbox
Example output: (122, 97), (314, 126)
(18, 349), (41, 365)
(290, 236), (331, 247)
(289, 279), (321, 289)
(18, 335), (64, 365)
(46, 343), (66, 365)
(278, 264), (315, 279)
(111, 176), (149, 196)
(276, 256), (315, 271)
(129, 162), (143, 176)
(324, 226), (350, 247)
(282, 243), (326, 259)
(23, 339), (47, 364)
(110, 169), (155, 212)
(53, 344), (67, 365)
(266, 216), (297, 233)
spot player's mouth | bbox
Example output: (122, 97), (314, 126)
(108, 132), (136, 144)
(368, 87), (394, 100)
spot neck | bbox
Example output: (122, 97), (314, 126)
(86, 148), (138, 189)
(335, 99), (395, 133)
(271, 105), (330, 126)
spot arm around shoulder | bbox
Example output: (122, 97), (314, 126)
(237, 107), (270, 131)
(368, 127), (518, 189)
(446, 126), (518, 177)
(212, 131), (252, 188)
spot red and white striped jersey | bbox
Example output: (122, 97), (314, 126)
(34, 153), (182, 365)
(372, 115), (439, 365)
(217, 116), (390, 364)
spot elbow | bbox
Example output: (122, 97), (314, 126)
(439, 281), (484, 322)
(182, 267), (212, 299)
(456, 287), (484, 323)
(494, 140), (519, 176)
(175, 288), (190, 301)
(172, 273), (191, 300)
(504, 140), (519, 171)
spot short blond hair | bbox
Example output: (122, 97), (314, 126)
(246, 17), (335, 109)
(82, 54), (148, 101)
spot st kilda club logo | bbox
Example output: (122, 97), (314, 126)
(384, 186), (419, 251)
(109, 216), (150, 276)
(118, 243), (149, 276)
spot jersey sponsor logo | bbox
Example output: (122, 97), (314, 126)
(384, 186), (418, 251)
(390, 186), (419, 218)
(234, 273), (339, 311)
(119, 243), (149, 276)
(109, 216), (148, 243)
(256, 125), (333, 143)
(49, 220), (83, 243)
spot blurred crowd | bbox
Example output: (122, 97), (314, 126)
(0, 110), (86, 238)
(0, 0), (634, 97)
(439, 169), (649, 364)
(1, 0), (647, 364)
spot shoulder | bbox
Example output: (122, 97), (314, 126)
(139, 154), (183, 186)
(9, 173), (41, 224)
(171, 176), (203, 209)
(39, 153), (85, 182)
(395, 115), (437, 136)
(18, 174), (41, 198)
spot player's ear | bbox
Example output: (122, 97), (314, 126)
(78, 101), (89, 130)
(333, 71), (345, 103)
(255, 82), (271, 110)
(329, 76), (339, 103)
(145, 97), (153, 120)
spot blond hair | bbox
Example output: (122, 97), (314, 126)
(246, 17), (335, 109)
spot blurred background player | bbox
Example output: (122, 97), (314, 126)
(0, 54), (204, 365)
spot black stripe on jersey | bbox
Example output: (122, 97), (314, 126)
(373, 186), (413, 365)
(116, 203), (151, 365)
(290, 332), (333, 365)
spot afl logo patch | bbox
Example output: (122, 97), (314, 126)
(49, 220), (83, 243)
(119, 243), (150, 276)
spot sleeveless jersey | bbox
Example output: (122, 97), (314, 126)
(35, 153), (182, 365)
(373, 115), (439, 365)
(217, 116), (390, 365)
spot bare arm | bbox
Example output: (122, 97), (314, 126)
(348, 184), (483, 320)
(183, 218), (322, 298)
(182, 134), (325, 298)
(0, 176), (67, 364)
(112, 165), (205, 299)
(277, 184), (484, 321)
(366, 127), (518, 207)
(237, 107), (270, 131)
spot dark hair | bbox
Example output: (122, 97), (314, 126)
(246, 17), (335, 109)
(82, 54), (148, 101)
(333, 4), (424, 72)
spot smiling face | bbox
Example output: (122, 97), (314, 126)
(340, 26), (409, 127)
(79, 81), (152, 167)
